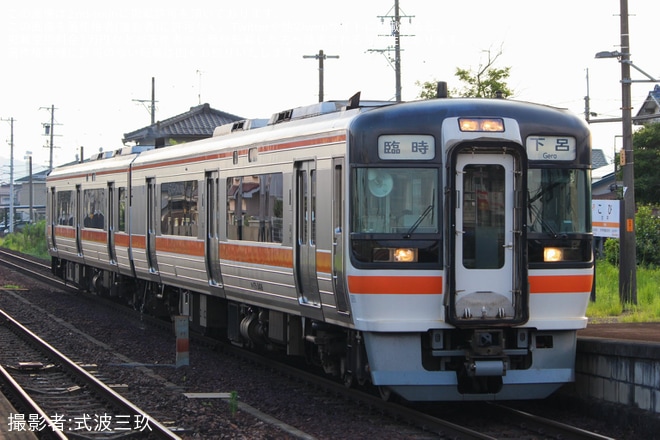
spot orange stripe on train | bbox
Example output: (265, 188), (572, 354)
(348, 276), (443, 295)
(220, 243), (293, 268)
(156, 237), (205, 257)
(528, 274), (593, 293)
(54, 226), (76, 238)
(81, 229), (107, 243)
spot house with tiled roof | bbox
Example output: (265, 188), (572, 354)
(123, 103), (244, 148)
(592, 149), (618, 200)
(634, 84), (660, 125)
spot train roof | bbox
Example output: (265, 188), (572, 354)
(130, 95), (393, 167)
(47, 96), (590, 180)
(48, 147), (146, 180)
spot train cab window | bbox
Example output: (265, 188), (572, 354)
(527, 169), (590, 235)
(56, 190), (74, 226)
(227, 173), (284, 243)
(352, 168), (438, 234)
(350, 167), (441, 266)
(160, 180), (199, 237)
(83, 188), (106, 229)
(527, 168), (592, 264)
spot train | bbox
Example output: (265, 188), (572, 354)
(46, 93), (594, 401)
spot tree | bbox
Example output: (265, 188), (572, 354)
(416, 46), (513, 99)
(632, 122), (660, 205)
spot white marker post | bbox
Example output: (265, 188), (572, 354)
(175, 316), (190, 367)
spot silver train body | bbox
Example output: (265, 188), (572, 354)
(47, 97), (594, 401)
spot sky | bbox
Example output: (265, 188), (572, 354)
(0, 0), (657, 181)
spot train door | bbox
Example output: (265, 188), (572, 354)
(75, 185), (83, 256)
(107, 182), (117, 265)
(146, 178), (159, 274)
(450, 151), (525, 324)
(48, 187), (57, 251)
(294, 160), (322, 310)
(332, 158), (350, 314)
(205, 171), (223, 287)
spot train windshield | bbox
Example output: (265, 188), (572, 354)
(352, 168), (439, 234)
(527, 168), (591, 235)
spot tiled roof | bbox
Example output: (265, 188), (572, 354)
(123, 103), (244, 144)
(592, 149), (609, 169)
(635, 85), (660, 124)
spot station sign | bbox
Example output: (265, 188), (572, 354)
(592, 199), (620, 238)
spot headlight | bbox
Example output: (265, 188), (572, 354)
(458, 118), (505, 132)
(394, 248), (416, 262)
(373, 247), (418, 263)
(543, 247), (563, 262)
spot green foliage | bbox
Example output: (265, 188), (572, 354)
(632, 123), (660, 205)
(636, 205), (660, 267)
(415, 79), (446, 100)
(589, 260), (660, 322)
(603, 236), (619, 266)
(228, 391), (239, 416)
(0, 220), (49, 260)
(587, 261), (622, 317)
(416, 46), (513, 100)
(602, 205), (660, 268)
(453, 64), (513, 98)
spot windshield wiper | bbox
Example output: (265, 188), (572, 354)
(404, 205), (433, 238)
(528, 201), (568, 239)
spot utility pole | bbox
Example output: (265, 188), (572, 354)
(618, 0), (636, 305)
(40, 105), (60, 171)
(368, 0), (414, 101)
(303, 50), (339, 102)
(593, 1), (659, 305)
(133, 77), (158, 125)
(1, 117), (15, 233)
(151, 76), (156, 124)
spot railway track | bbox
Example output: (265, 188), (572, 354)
(0, 249), (619, 439)
(0, 306), (180, 439)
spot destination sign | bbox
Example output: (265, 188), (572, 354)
(526, 135), (576, 161)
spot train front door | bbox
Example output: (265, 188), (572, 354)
(451, 151), (524, 324)
(293, 160), (323, 314)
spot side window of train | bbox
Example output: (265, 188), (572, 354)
(118, 187), (127, 232)
(160, 180), (199, 237)
(83, 188), (106, 229)
(226, 173), (284, 243)
(56, 190), (73, 226)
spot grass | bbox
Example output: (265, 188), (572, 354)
(589, 260), (660, 322)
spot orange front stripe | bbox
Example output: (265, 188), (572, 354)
(348, 276), (443, 295)
(529, 274), (593, 293)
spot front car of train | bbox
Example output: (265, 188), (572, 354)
(345, 98), (593, 401)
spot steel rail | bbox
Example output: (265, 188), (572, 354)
(0, 307), (181, 439)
